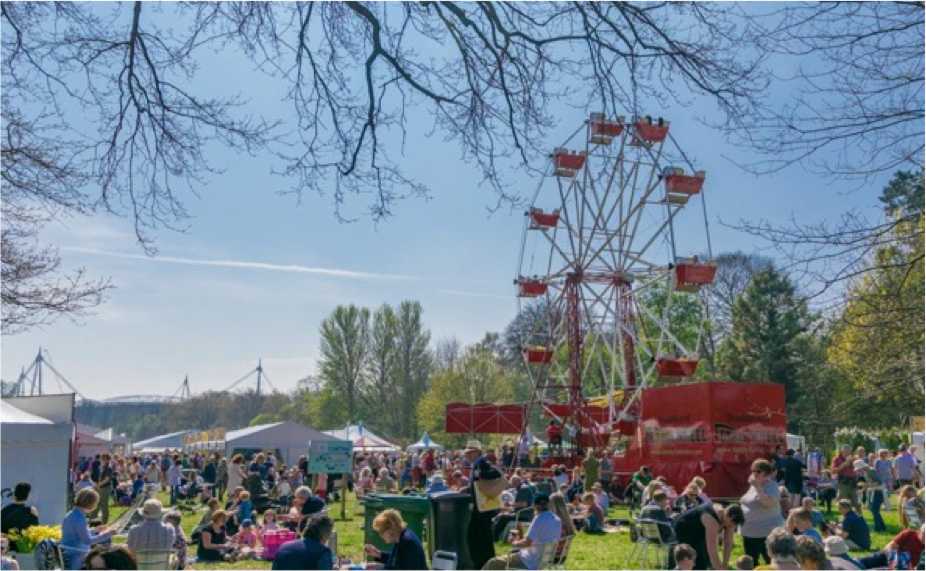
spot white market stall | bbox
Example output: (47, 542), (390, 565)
(95, 428), (132, 456)
(134, 429), (195, 453)
(225, 421), (336, 465)
(407, 432), (443, 452)
(1, 395), (74, 525)
(324, 423), (400, 454)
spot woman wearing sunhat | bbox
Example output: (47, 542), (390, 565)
(464, 439), (506, 570)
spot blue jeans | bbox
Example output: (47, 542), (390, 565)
(868, 489), (885, 531)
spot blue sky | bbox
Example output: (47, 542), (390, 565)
(2, 8), (892, 399)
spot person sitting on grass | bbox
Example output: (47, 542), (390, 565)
(898, 485), (924, 529)
(231, 519), (261, 560)
(787, 508), (823, 544)
(163, 510), (187, 570)
(673, 543), (696, 570)
(822, 536), (861, 570)
(801, 497), (825, 528)
(272, 515), (334, 571)
(196, 510), (233, 563)
(830, 499), (870, 551)
(590, 482), (609, 514)
(735, 555), (755, 570)
(761, 527), (800, 570)
(262, 509), (279, 533)
(236, 491), (253, 525)
(365, 509), (428, 570)
(856, 524), (924, 570)
(794, 535), (828, 570)
(582, 492), (604, 533)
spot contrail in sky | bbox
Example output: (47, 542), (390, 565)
(64, 247), (416, 280)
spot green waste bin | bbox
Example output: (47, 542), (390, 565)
(363, 493), (431, 555)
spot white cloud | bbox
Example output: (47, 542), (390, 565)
(63, 247), (417, 281)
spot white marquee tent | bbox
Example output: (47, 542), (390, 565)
(225, 421), (336, 465)
(324, 424), (400, 453)
(1, 395), (74, 525)
(407, 432), (443, 452)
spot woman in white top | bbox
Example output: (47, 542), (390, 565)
(227, 454), (246, 494)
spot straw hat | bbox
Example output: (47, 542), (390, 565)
(464, 439), (483, 453)
(138, 498), (164, 520)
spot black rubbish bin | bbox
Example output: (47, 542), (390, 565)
(428, 491), (474, 570)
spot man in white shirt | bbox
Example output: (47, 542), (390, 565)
(483, 493), (562, 570)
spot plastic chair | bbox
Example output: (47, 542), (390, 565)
(135, 549), (176, 570)
(551, 535), (574, 570)
(624, 518), (677, 570)
(505, 541), (556, 570)
(432, 550), (458, 570)
(501, 506), (535, 542)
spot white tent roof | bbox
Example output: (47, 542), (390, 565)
(134, 429), (193, 450)
(407, 432), (443, 451)
(324, 424), (400, 453)
(1, 399), (54, 424)
(2, 396), (74, 525)
(226, 421), (336, 465)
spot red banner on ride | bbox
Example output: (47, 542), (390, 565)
(445, 403), (526, 434)
(614, 381), (787, 498)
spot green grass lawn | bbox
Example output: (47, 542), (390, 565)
(108, 491), (905, 569)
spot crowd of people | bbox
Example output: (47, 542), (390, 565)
(0, 438), (924, 570)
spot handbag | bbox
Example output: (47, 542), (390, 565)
(474, 475), (508, 512)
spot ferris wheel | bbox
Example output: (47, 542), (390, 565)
(515, 112), (717, 452)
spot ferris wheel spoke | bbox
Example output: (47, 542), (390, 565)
(555, 180), (582, 269)
(625, 203), (685, 270)
(621, 153), (667, 270)
(635, 297), (692, 355)
(538, 227), (582, 276)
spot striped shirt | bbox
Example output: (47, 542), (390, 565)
(127, 519), (175, 553)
